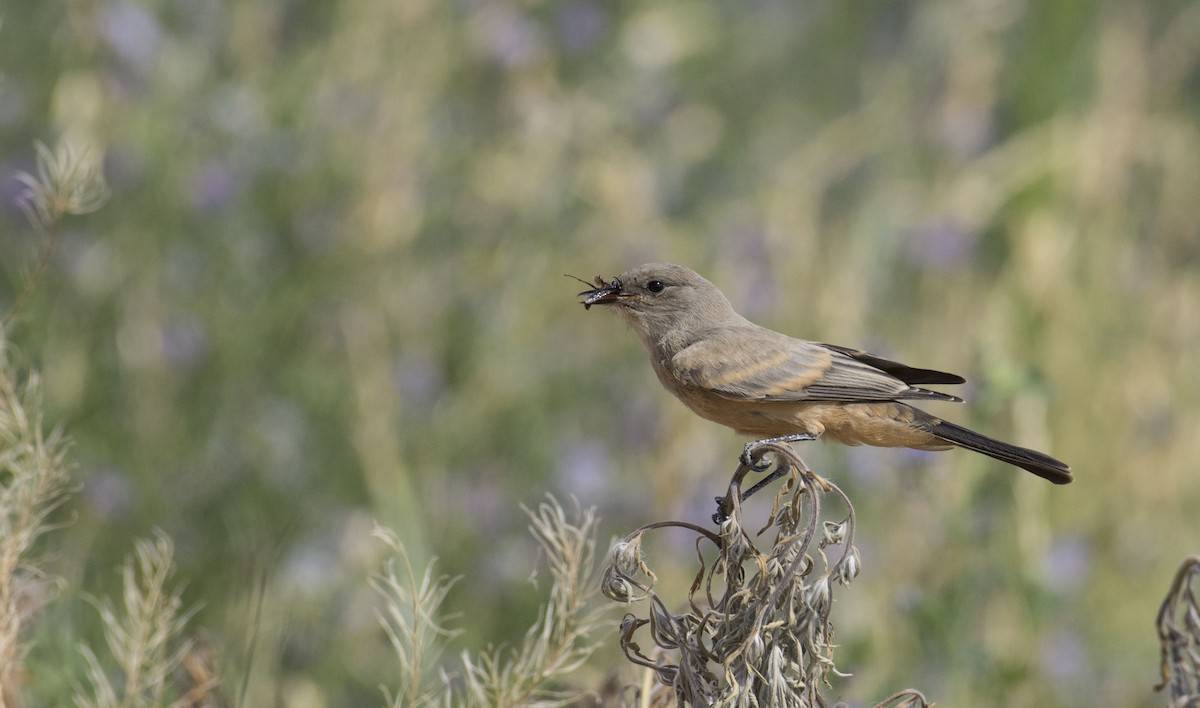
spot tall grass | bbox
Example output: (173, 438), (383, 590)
(0, 334), (72, 706)
(372, 496), (607, 707)
(74, 532), (206, 708)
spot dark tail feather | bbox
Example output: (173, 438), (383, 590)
(920, 416), (1074, 485)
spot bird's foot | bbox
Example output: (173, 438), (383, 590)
(740, 433), (818, 470)
(718, 433), (820, 524)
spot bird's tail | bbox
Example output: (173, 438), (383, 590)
(914, 411), (1074, 485)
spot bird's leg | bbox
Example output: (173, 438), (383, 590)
(738, 466), (791, 502)
(740, 433), (818, 470)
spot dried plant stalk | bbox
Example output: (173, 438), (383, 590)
(1155, 555), (1200, 707)
(602, 442), (863, 707)
(873, 688), (933, 707)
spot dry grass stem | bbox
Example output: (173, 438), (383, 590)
(375, 496), (608, 708)
(0, 333), (72, 707)
(4, 140), (110, 327)
(372, 524), (462, 708)
(456, 496), (606, 707)
(14, 141), (110, 231)
(74, 531), (205, 708)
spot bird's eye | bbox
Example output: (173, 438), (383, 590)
(647, 280), (665, 293)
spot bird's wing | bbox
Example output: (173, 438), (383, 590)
(671, 327), (962, 403)
(816, 343), (965, 386)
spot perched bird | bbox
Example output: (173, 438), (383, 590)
(577, 263), (1072, 485)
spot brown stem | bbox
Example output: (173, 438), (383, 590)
(2, 215), (61, 328)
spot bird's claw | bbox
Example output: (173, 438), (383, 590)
(740, 442), (773, 471)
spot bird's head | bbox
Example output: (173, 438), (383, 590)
(575, 263), (736, 343)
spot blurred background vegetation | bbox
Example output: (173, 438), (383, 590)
(2, 0), (1199, 704)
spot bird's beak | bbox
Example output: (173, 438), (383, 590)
(578, 278), (629, 310)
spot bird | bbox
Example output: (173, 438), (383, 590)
(576, 263), (1072, 486)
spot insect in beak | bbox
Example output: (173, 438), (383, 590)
(567, 274), (626, 309)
